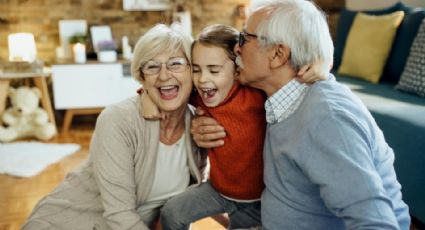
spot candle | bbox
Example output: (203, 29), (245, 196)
(122, 36), (132, 60)
(56, 46), (65, 60)
(73, 43), (86, 63)
(122, 36), (129, 48)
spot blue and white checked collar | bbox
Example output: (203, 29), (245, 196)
(265, 79), (308, 124)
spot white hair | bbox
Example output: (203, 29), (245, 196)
(250, 0), (334, 69)
(131, 24), (193, 83)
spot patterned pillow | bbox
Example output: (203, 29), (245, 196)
(396, 18), (425, 97)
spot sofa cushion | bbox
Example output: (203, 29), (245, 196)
(382, 6), (425, 83)
(338, 11), (404, 83)
(396, 18), (425, 97)
(333, 3), (403, 71)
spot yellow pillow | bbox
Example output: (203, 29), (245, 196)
(338, 11), (404, 83)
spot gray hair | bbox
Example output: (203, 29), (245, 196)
(250, 0), (334, 69)
(131, 24), (193, 83)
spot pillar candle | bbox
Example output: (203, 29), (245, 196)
(73, 43), (86, 63)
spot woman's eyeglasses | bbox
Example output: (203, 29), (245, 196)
(238, 31), (260, 47)
(141, 57), (189, 76)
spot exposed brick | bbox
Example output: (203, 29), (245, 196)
(0, 0), (344, 63)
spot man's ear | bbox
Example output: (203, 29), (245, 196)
(270, 44), (290, 68)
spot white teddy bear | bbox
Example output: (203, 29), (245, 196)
(0, 86), (57, 142)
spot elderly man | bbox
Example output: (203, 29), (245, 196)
(192, 0), (410, 229)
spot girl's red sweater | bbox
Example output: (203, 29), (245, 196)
(192, 82), (266, 200)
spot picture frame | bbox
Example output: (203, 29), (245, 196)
(123, 0), (170, 11)
(90, 25), (113, 53)
(58, 20), (87, 59)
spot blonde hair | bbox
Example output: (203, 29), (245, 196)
(131, 24), (193, 83)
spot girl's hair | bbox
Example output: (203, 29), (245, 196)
(131, 24), (193, 82)
(193, 24), (239, 62)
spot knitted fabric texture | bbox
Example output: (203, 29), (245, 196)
(192, 82), (266, 200)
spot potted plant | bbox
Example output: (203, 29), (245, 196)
(97, 40), (117, 63)
(69, 33), (88, 44)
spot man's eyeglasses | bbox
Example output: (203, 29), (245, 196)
(238, 31), (260, 47)
(141, 57), (189, 76)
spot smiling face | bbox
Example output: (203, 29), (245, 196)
(192, 43), (236, 107)
(141, 50), (193, 113)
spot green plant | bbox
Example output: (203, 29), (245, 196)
(69, 33), (87, 44)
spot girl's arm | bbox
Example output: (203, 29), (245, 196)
(141, 91), (163, 120)
(296, 59), (333, 83)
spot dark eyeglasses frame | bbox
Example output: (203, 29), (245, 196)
(238, 31), (260, 47)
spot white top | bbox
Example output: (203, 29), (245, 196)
(137, 133), (190, 216)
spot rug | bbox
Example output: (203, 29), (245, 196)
(0, 141), (80, 177)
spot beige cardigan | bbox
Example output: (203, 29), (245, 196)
(21, 96), (208, 230)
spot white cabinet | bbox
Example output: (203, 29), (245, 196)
(52, 62), (140, 110)
(52, 62), (140, 133)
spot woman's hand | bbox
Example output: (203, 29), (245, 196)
(296, 59), (333, 84)
(191, 107), (226, 148)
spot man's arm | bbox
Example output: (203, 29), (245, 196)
(300, 112), (401, 229)
(191, 107), (226, 148)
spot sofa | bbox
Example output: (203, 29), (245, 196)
(332, 2), (425, 225)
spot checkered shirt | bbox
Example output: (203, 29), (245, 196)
(265, 79), (309, 124)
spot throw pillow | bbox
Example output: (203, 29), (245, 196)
(338, 11), (405, 83)
(333, 3), (403, 71)
(382, 5), (425, 83)
(395, 18), (425, 97)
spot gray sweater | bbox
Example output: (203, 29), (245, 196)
(21, 96), (207, 230)
(261, 78), (410, 230)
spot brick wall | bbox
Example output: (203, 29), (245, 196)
(0, 0), (344, 63)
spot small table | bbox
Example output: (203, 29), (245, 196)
(0, 70), (57, 129)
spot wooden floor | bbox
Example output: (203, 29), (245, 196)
(0, 125), (226, 230)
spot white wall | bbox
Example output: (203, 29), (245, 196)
(346, 0), (425, 11)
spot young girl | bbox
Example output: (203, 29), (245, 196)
(142, 24), (328, 229)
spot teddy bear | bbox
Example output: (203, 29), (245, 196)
(0, 86), (57, 142)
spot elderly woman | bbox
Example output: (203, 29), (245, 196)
(21, 24), (207, 230)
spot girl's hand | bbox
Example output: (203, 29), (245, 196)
(191, 107), (226, 148)
(297, 59), (333, 84)
(141, 91), (164, 120)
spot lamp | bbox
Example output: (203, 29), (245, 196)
(8, 33), (37, 62)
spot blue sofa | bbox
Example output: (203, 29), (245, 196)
(332, 3), (425, 225)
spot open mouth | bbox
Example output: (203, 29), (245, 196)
(158, 85), (179, 100)
(200, 88), (217, 100)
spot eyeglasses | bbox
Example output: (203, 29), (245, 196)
(238, 31), (260, 47)
(141, 57), (189, 76)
